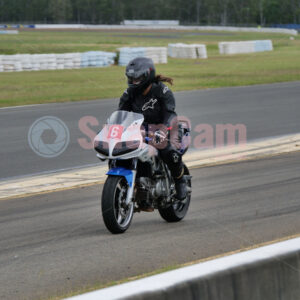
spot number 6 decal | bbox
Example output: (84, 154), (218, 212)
(108, 125), (124, 139)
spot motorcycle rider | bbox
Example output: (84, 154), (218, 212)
(118, 57), (187, 200)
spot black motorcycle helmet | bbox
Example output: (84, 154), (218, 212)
(125, 57), (156, 94)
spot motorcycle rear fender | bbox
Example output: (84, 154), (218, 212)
(106, 167), (134, 187)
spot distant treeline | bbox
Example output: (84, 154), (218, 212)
(0, 0), (300, 25)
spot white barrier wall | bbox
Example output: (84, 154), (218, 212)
(123, 20), (179, 26)
(219, 40), (273, 55)
(118, 47), (167, 65)
(34, 24), (298, 35)
(168, 43), (207, 59)
(0, 30), (19, 34)
(0, 51), (116, 72)
(35, 24), (83, 29)
(66, 237), (300, 300)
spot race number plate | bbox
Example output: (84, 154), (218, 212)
(107, 125), (124, 139)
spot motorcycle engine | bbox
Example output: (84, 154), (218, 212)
(137, 177), (168, 200)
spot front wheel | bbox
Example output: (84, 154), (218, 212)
(101, 176), (133, 234)
(158, 165), (191, 222)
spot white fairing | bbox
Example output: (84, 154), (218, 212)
(94, 110), (158, 161)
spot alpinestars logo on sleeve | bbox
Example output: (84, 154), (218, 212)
(142, 98), (157, 111)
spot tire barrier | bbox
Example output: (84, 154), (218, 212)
(66, 237), (300, 300)
(219, 40), (273, 55)
(80, 51), (116, 68)
(168, 43), (207, 59)
(0, 51), (116, 72)
(118, 47), (167, 65)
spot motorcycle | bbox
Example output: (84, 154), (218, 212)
(94, 110), (192, 234)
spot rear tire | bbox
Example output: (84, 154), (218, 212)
(158, 164), (191, 222)
(101, 176), (133, 234)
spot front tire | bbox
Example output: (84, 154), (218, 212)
(158, 165), (191, 222)
(101, 176), (134, 234)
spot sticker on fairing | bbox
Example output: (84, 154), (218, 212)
(107, 125), (124, 139)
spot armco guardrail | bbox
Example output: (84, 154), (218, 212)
(219, 40), (273, 55)
(168, 43), (207, 59)
(66, 237), (300, 300)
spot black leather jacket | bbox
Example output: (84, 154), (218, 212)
(118, 82), (177, 126)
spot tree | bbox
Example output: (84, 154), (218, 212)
(0, 0), (297, 26)
(258, 0), (265, 25)
(196, 0), (201, 24)
(48, 0), (72, 23)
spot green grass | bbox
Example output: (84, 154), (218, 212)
(0, 30), (297, 54)
(0, 30), (299, 107)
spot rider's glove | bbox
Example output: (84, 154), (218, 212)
(153, 130), (167, 144)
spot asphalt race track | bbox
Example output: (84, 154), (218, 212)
(0, 152), (300, 300)
(0, 81), (300, 180)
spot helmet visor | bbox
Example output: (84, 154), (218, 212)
(127, 74), (146, 85)
(126, 67), (148, 78)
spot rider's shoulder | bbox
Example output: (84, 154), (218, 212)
(152, 82), (172, 96)
(121, 88), (133, 99)
(121, 88), (129, 96)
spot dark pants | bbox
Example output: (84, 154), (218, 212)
(159, 145), (184, 179)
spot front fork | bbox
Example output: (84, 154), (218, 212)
(125, 158), (137, 205)
(107, 158), (138, 206)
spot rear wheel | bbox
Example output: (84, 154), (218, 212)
(101, 176), (133, 234)
(158, 165), (191, 222)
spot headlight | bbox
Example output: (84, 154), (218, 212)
(94, 141), (109, 156)
(112, 140), (140, 156)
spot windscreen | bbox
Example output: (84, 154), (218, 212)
(107, 110), (144, 128)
